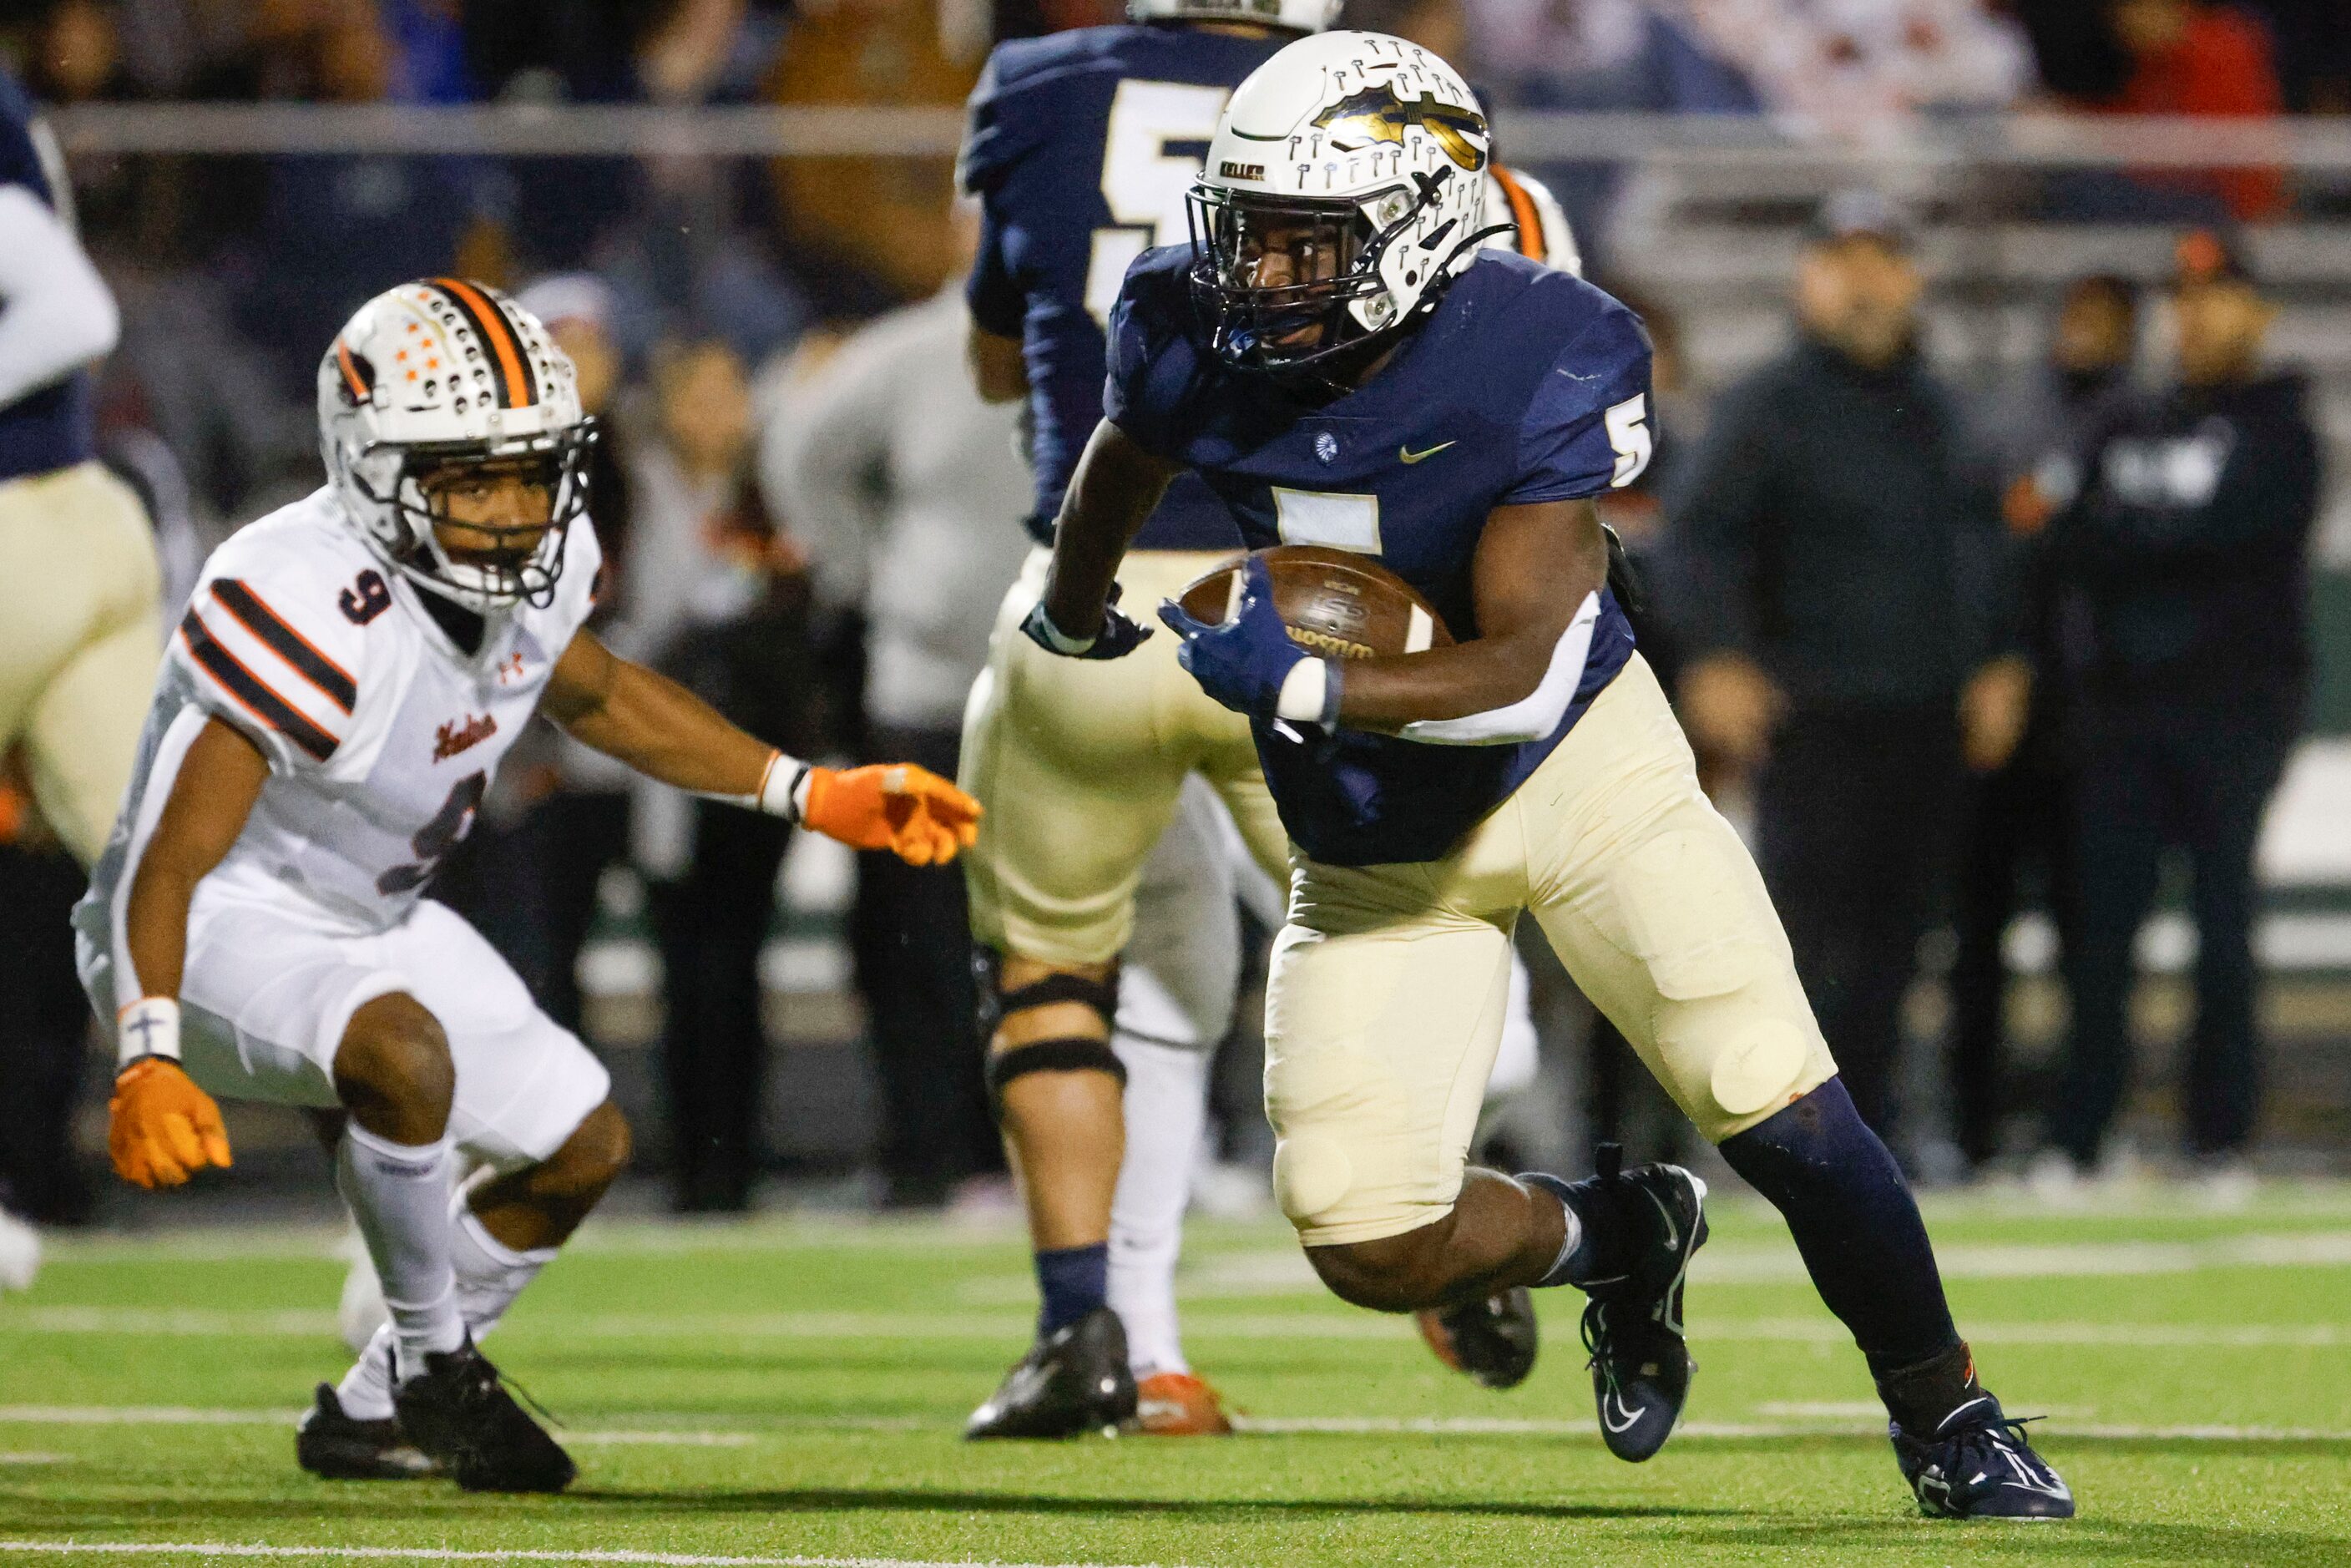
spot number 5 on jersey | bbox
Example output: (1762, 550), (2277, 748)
(1085, 79), (1229, 327)
(1605, 394), (1652, 488)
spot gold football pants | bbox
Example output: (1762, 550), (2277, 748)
(961, 546), (1287, 966)
(0, 461), (161, 865)
(1266, 655), (1839, 1246)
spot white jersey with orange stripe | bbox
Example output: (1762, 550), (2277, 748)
(1480, 164), (1580, 277)
(73, 488), (601, 994)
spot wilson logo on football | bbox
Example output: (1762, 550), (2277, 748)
(432, 712), (498, 761)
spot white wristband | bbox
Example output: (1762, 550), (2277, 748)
(756, 751), (812, 823)
(703, 751), (811, 822)
(1275, 658), (1332, 725)
(118, 996), (182, 1069)
(1029, 604), (1097, 655)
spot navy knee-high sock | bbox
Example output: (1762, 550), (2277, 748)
(1719, 1078), (1967, 1414)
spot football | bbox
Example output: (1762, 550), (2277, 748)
(1175, 545), (1454, 661)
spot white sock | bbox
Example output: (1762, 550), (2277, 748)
(447, 1200), (558, 1340)
(335, 1123), (463, 1383)
(336, 1324), (398, 1421)
(1108, 1033), (1211, 1380)
(334, 1198), (557, 1419)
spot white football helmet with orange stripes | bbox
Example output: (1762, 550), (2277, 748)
(317, 278), (594, 614)
(1481, 164), (1580, 277)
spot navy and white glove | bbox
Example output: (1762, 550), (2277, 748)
(1020, 582), (1152, 660)
(1157, 557), (1341, 726)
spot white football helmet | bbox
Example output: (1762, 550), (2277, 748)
(317, 278), (594, 614)
(1128, 0), (1339, 33)
(1186, 30), (1501, 380)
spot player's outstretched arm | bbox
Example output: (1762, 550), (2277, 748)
(1336, 498), (1610, 738)
(542, 630), (980, 865)
(111, 717), (265, 1188)
(1030, 419), (1179, 655)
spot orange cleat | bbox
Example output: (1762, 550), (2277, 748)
(1129, 1371), (1235, 1436)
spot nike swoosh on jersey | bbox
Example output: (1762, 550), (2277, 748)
(1399, 441), (1457, 464)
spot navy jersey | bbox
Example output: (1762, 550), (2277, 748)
(959, 23), (1283, 549)
(1106, 246), (1652, 866)
(0, 66), (94, 483)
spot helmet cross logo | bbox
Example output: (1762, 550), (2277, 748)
(1310, 86), (1486, 172)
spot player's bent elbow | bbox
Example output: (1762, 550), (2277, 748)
(1397, 594), (1599, 747)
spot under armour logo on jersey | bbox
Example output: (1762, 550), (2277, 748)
(432, 712), (498, 761)
(493, 651), (526, 685)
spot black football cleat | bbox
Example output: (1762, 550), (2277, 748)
(1533, 1146), (1709, 1462)
(296, 1381), (439, 1481)
(392, 1336), (575, 1493)
(1416, 1288), (1540, 1391)
(1892, 1393), (2075, 1520)
(965, 1306), (1137, 1439)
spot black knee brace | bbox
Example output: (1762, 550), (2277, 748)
(980, 967), (1126, 1113)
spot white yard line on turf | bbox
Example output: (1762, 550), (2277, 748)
(0, 1545), (1157, 1568)
(4, 1308), (2347, 1349)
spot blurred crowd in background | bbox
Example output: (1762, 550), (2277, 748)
(0, 0), (2343, 1230)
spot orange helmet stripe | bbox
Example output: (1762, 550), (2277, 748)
(1489, 164), (1545, 265)
(427, 276), (536, 408)
(335, 339), (371, 402)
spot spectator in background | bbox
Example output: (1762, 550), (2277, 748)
(1666, 190), (2026, 1150)
(2052, 0), (2286, 222)
(223, 1), (494, 382)
(2040, 231), (2318, 1193)
(767, 0), (978, 314)
(624, 334), (821, 1212)
(1948, 274), (2138, 1176)
(766, 204), (1030, 1210)
(1675, 0), (2032, 139)
(1459, 0), (1759, 262)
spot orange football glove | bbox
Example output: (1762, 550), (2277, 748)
(109, 1057), (232, 1189)
(802, 762), (983, 866)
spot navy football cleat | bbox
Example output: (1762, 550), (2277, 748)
(1415, 1287), (1540, 1390)
(1542, 1147), (1709, 1462)
(966, 1306), (1137, 1439)
(1892, 1393), (2075, 1520)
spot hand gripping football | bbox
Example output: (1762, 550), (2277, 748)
(1175, 546), (1454, 661)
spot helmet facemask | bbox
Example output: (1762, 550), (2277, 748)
(337, 422), (597, 615)
(1187, 167), (1499, 389)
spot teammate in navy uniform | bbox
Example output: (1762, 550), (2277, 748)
(956, 0), (1337, 1443)
(958, 0), (1562, 1438)
(1031, 31), (2074, 1518)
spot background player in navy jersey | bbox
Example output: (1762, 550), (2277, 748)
(1028, 30), (2075, 1519)
(958, 0), (1565, 1437)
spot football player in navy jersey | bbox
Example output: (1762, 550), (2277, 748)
(1030, 31), (2075, 1519)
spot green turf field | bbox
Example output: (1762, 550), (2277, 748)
(4, 1185), (2348, 1567)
